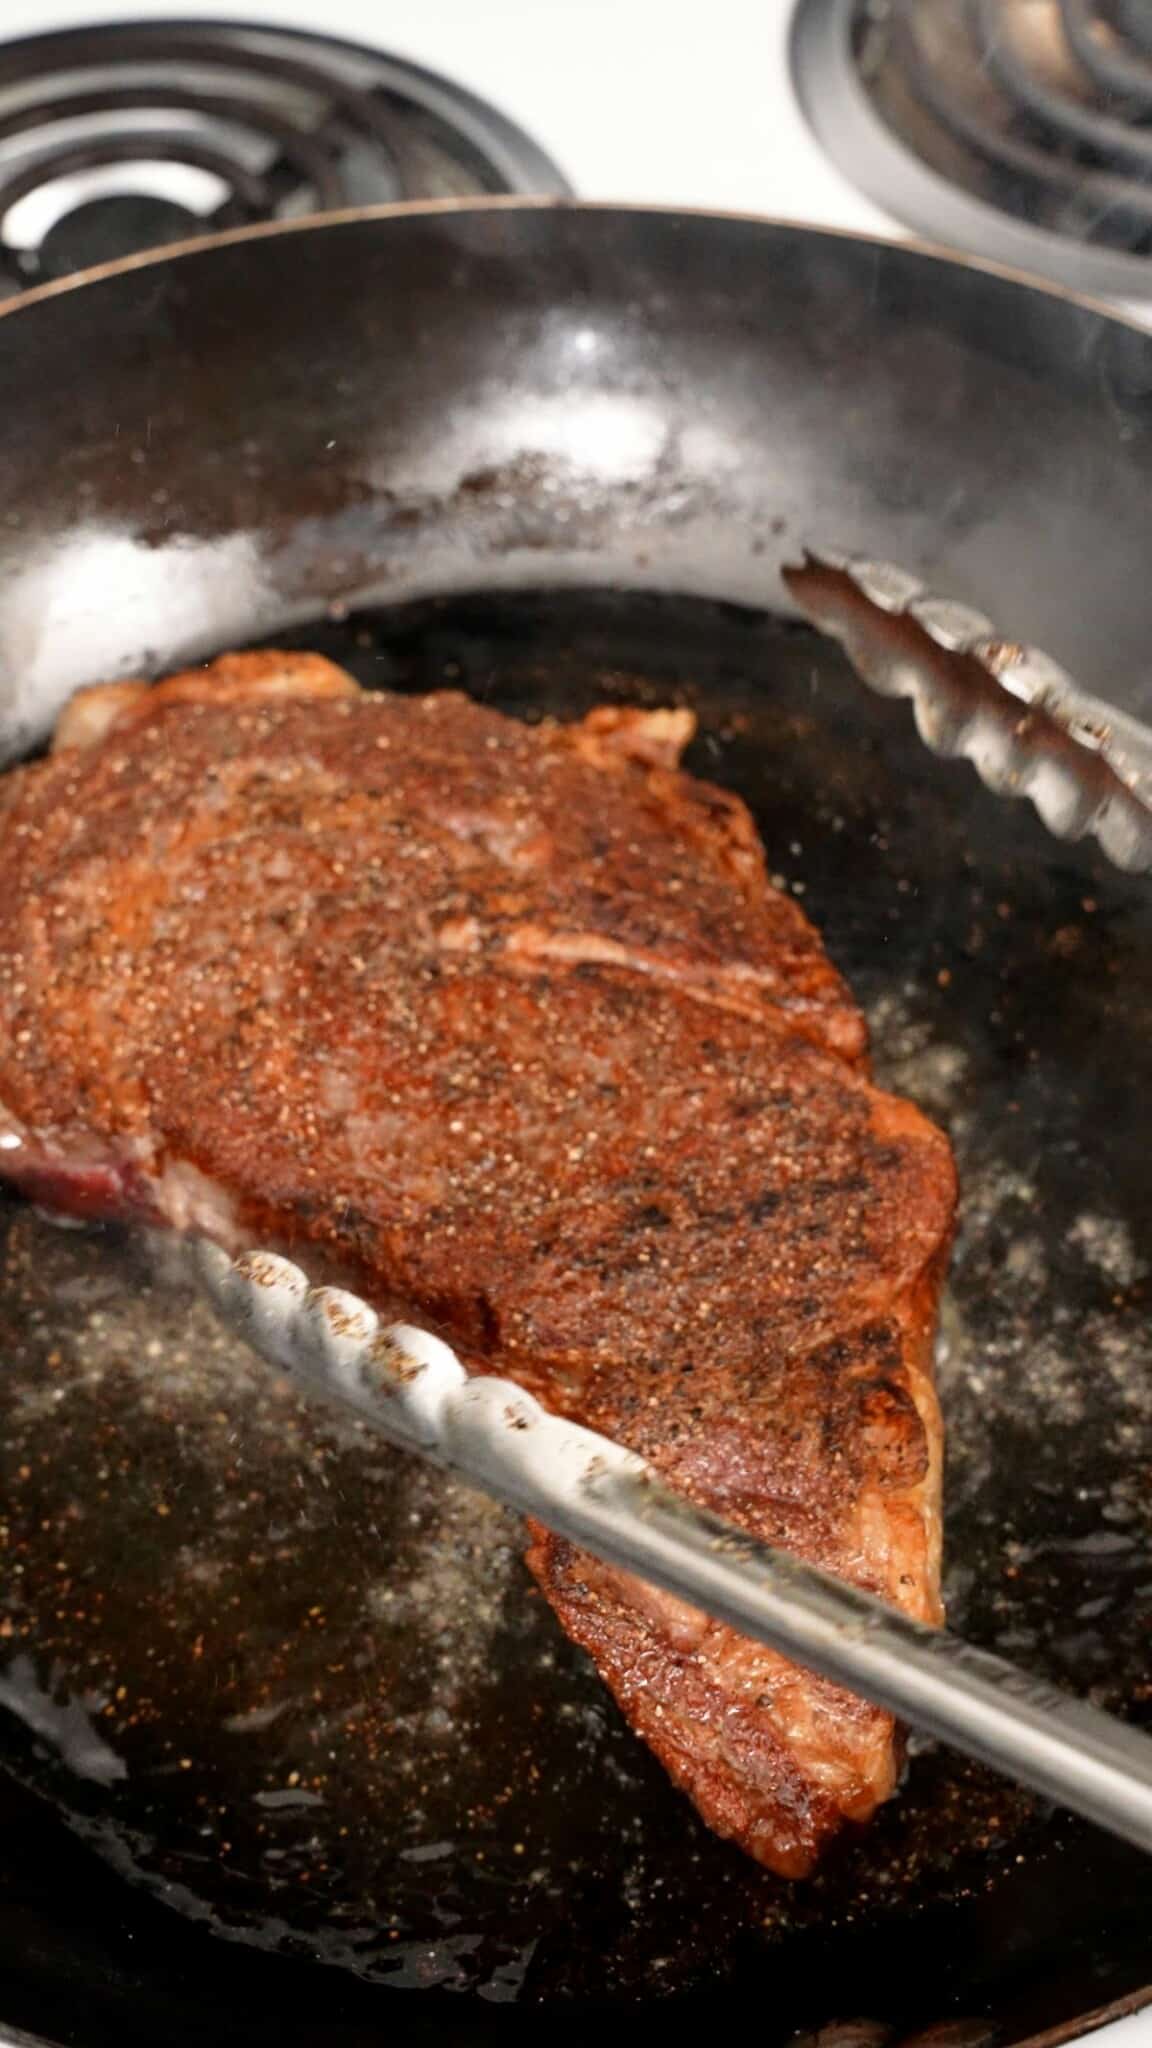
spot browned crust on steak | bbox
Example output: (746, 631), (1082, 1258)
(0, 654), (955, 1874)
(526, 1251), (947, 1875)
(51, 651), (358, 754)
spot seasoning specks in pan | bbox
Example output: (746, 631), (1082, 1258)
(0, 592), (1149, 2018)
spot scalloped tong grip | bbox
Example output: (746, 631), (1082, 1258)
(784, 549), (1152, 873)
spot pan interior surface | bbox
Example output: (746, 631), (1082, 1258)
(0, 587), (1150, 2048)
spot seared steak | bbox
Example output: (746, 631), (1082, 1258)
(0, 652), (955, 1875)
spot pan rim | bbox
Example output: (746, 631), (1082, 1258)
(0, 193), (1148, 345)
(10, 1990), (1152, 2048)
(1014, 1984), (1152, 2048)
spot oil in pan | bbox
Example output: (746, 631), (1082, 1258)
(0, 592), (1150, 2026)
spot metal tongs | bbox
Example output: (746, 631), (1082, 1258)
(784, 547), (1152, 872)
(195, 1238), (1152, 1862)
(195, 558), (1152, 1859)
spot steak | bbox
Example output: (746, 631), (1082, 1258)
(0, 651), (956, 1876)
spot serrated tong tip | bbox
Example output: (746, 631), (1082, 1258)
(785, 549), (1152, 873)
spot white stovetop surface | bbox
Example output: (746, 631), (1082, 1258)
(0, 0), (900, 231)
(0, 7), (1146, 2044)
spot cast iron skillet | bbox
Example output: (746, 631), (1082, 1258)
(0, 201), (1149, 2048)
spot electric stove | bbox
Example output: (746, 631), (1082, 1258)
(0, 7), (1147, 2046)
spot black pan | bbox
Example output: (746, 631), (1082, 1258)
(0, 200), (1150, 2048)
